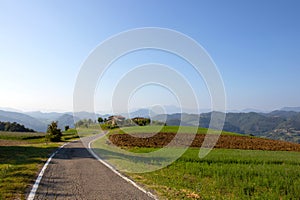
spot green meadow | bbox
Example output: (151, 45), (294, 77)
(0, 129), (78, 200)
(128, 148), (300, 199)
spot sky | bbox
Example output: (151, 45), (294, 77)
(0, 0), (300, 113)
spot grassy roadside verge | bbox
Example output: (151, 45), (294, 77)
(0, 129), (78, 200)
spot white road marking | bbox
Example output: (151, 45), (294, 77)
(27, 143), (68, 200)
(88, 137), (158, 200)
(27, 134), (157, 200)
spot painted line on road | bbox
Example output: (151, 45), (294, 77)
(88, 138), (158, 200)
(27, 142), (69, 200)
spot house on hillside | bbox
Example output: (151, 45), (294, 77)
(107, 115), (125, 126)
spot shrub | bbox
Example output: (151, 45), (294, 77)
(64, 125), (70, 131)
(46, 121), (62, 142)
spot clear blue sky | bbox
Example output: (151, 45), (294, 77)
(0, 0), (300, 112)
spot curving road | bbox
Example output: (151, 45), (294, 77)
(28, 134), (156, 200)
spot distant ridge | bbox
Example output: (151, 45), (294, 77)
(153, 110), (300, 143)
(25, 111), (63, 120)
(0, 110), (47, 132)
(1, 108), (300, 143)
(281, 107), (300, 112)
(56, 114), (81, 129)
(0, 110), (105, 132)
(0, 107), (23, 113)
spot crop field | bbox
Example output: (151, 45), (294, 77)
(110, 132), (300, 151)
(92, 126), (300, 199)
(109, 126), (239, 135)
(0, 129), (78, 199)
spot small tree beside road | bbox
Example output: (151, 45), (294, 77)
(46, 121), (62, 142)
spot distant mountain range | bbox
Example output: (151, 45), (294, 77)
(0, 110), (47, 132)
(280, 107), (300, 112)
(0, 109), (112, 132)
(0, 110), (85, 132)
(0, 106), (300, 143)
(153, 110), (300, 143)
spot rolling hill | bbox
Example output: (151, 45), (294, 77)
(0, 110), (80, 132)
(1, 108), (300, 143)
(0, 110), (47, 132)
(153, 111), (300, 143)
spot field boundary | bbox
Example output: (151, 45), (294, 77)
(88, 137), (158, 200)
(26, 142), (69, 200)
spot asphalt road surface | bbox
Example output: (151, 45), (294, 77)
(30, 135), (155, 200)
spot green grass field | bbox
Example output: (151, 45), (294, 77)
(91, 126), (300, 199)
(0, 129), (78, 200)
(127, 148), (300, 199)
(0, 132), (46, 141)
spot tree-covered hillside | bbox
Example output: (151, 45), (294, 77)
(154, 111), (300, 143)
(0, 121), (35, 132)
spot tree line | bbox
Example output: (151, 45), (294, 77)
(0, 121), (35, 132)
(75, 116), (165, 129)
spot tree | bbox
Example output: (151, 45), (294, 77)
(46, 121), (62, 142)
(132, 117), (151, 126)
(98, 117), (104, 124)
(65, 125), (70, 131)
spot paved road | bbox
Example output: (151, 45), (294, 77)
(30, 135), (155, 200)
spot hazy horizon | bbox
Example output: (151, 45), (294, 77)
(0, 105), (298, 114)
